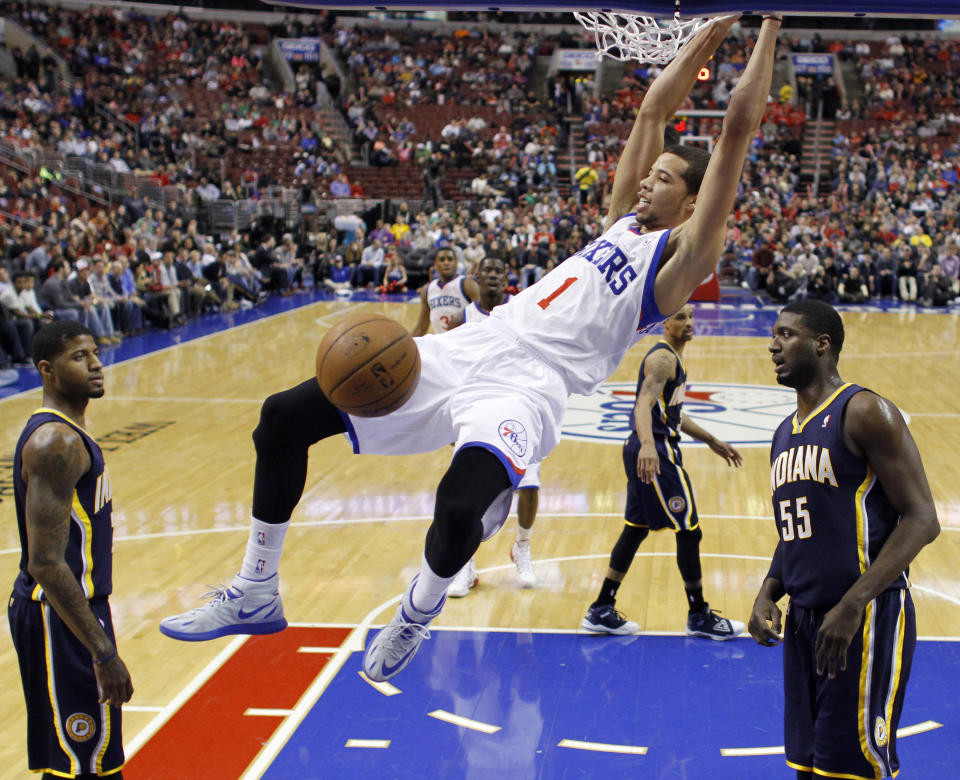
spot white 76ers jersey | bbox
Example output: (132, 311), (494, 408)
(428, 275), (471, 333)
(490, 217), (670, 395)
(464, 295), (510, 324)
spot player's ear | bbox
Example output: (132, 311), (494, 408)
(815, 334), (832, 357)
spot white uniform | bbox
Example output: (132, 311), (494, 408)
(427, 275), (471, 333)
(346, 217), (669, 498)
(465, 296), (539, 489)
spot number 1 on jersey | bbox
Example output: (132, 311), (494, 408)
(537, 276), (578, 310)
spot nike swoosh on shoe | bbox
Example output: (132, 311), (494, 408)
(237, 600), (277, 620)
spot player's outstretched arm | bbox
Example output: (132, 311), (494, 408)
(655, 16), (780, 316)
(679, 414), (743, 467)
(605, 14), (739, 231)
(814, 391), (939, 678)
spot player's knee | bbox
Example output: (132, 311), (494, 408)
(610, 524), (648, 571)
(253, 380), (341, 451)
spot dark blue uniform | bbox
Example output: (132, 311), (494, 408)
(623, 340), (697, 531)
(8, 408), (124, 777)
(769, 384), (914, 780)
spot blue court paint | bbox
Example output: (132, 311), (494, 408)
(265, 631), (956, 779)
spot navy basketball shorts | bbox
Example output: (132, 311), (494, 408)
(622, 436), (698, 532)
(8, 594), (125, 777)
(783, 589), (916, 779)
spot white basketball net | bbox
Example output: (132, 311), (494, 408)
(573, 12), (710, 64)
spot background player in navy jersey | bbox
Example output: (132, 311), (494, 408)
(749, 299), (939, 780)
(582, 304), (744, 638)
(160, 16), (782, 683)
(411, 246), (479, 336)
(8, 320), (133, 779)
(447, 255), (540, 595)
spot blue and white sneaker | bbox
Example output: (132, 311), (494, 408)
(581, 603), (639, 635)
(363, 577), (445, 682)
(159, 573), (287, 641)
(686, 604), (745, 641)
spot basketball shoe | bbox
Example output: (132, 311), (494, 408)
(686, 604), (745, 641)
(159, 573), (287, 641)
(511, 540), (536, 588)
(581, 603), (639, 635)
(447, 558), (478, 598)
(363, 576), (445, 682)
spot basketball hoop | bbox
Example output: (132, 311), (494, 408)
(573, 9), (712, 65)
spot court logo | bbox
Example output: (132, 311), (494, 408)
(562, 382), (799, 448)
(498, 420), (527, 458)
(668, 496), (686, 513)
(66, 713), (96, 742)
(874, 716), (888, 747)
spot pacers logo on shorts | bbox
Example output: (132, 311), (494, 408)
(498, 419), (527, 458)
(66, 713), (96, 742)
(874, 716), (888, 747)
(668, 496), (686, 513)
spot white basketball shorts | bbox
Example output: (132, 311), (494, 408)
(343, 320), (566, 487)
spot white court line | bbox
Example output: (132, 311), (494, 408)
(125, 634), (249, 758)
(297, 646), (342, 654)
(345, 739), (390, 749)
(428, 709), (501, 734)
(123, 705), (164, 713)
(239, 625), (364, 780)
(358, 671), (401, 696)
(721, 720), (942, 757)
(245, 708), (294, 717)
(558, 738), (647, 755)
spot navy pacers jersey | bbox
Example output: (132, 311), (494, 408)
(632, 340), (686, 444)
(770, 383), (905, 610)
(12, 408), (113, 602)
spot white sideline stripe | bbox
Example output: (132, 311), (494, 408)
(358, 671), (401, 696)
(245, 708), (294, 717)
(123, 705), (164, 713)
(297, 646), (341, 654)
(897, 719), (942, 737)
(125, 634), (249, 758)
(428, 710), (500, 734)
(345, 739), (390, 749)
(558, 738), (647, 755)
(239, 625), (363, 780)
(720, 721), (943, 757)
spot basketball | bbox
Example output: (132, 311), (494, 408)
(316, 313), (421, 417)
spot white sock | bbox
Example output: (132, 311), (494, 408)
(240, 518), (289, 581)
(410, 554), (455, 616)
(516, 526), (532, 544)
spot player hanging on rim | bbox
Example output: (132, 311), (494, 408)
(581, 303), (744, 638)
(160, 15), (781, 683)
(448, 255), (540, 595)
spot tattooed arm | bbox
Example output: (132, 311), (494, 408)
(23, 422), (133, 706)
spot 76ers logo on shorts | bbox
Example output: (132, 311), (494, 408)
(499, 420), (527, 458)
(66, 713), (96, 742)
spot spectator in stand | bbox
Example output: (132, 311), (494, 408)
(107, 257), (149, 332)
(38, 260), (106, 339)
(252, 236), (294, 296)
(354, 237), (385, 288)
(1, 270), (53, 352)
(766, 261), (802, 303)
(380, 249), (407, 294)
(67, 259), (120, 343)
(324, 254), (352, 294)
(920, 264), (955, 307)
(875, 246), (898, 299)
(89, 256), (139, 337)
(838, 264), (870, 304)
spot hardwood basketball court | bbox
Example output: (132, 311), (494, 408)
(1, 296), (957, 778)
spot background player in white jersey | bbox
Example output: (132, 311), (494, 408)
(411, 246), (479, 336)
(161, 16), (781, 683)
(448, 256), (539, 595)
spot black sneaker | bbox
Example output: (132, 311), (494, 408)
(686, 605), (745, 641)
(581, 603), (639, 635)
